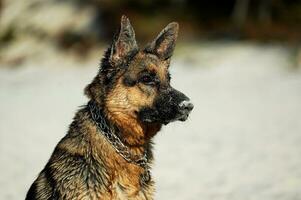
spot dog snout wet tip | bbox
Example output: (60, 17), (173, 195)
(179, 100), (194, 112)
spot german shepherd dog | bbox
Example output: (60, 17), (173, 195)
(26, 15), (193, 200)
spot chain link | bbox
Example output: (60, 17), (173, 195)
(88, 101), (150, 183)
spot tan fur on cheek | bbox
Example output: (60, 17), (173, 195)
(105, 78), (155, 117)
(126, 85), (155, 109)
(105, 78), (157, 146)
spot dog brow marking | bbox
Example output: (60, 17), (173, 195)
(147, 62), (167, 83)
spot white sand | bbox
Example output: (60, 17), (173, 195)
(1, 42), (301, 200)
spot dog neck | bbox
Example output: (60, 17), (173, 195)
(87, 101), (161, 160)
(105, 107), (162, 149)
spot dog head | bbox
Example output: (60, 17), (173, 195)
(85, 16), (193, 128)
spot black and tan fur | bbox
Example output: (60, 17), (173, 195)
(26, 16), (193, 200)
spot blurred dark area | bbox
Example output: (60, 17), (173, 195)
(91, 0), (301, 42)
(0, 0), (300, 64)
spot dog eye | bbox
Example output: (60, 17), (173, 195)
(140, 75), (154, 85)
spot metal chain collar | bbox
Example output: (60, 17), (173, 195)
(87, 101), (151, 184)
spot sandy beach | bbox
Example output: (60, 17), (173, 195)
(1, 42), (301, 200)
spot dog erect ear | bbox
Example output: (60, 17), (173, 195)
(110, 15), (138, 65)
(145, 22), (179, 60)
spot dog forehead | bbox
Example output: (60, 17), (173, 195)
(129, 52), (169, 77)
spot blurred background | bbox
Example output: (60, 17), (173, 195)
(1, 0), (301, 199)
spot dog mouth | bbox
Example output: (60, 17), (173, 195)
(162, 111), (191, 124)
(165, 101), (193, 123)
(138, 107), (192, 125)
(178, 113), (189, 122)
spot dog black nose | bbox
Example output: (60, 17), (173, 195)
(179, 100), (194, 112)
